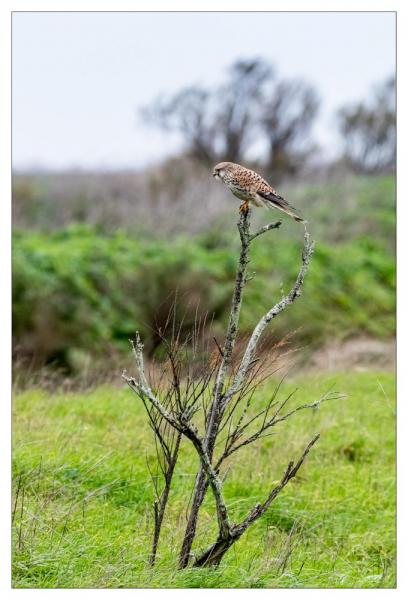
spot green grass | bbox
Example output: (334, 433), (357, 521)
(12, 371), (395, 588)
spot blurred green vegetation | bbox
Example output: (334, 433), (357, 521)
(12, 173), (395, 372)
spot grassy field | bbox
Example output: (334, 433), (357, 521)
(12, 370), (395, 588)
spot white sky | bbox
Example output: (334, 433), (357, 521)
(12, 11), (395, 170)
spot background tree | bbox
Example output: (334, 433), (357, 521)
(261, 80), (319, 182)
(338, 76), (396, 174)
(142, 58), (319, 180)
(213, 59), (273, 164)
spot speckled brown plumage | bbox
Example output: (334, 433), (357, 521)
(212, 161), (305, 223)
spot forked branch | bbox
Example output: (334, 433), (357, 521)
(179, 217), (314, 567)
(193, 434), (320, 567)
(123, 208), (322, 570)
(179, 210), (283, 567)
(221, 229), (315, 411)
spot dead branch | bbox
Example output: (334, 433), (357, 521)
(123, 337), (232, 542)
(193, 434), (319, 567)
(144, 396), (182, 565)
(249, 220), (282, 241)
(216, 389), (343, 466)
(221, 229), (314, 412)
(123, 206), (323, 570)
(179, 218), (313, 567)
(179, 210), (282, 567)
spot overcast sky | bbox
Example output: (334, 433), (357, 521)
(12, 11), (395, 171)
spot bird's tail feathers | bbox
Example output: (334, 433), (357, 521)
(257, 190), (306, 223)
(258, 192), (306, 223)
(265, 196), (305, 223)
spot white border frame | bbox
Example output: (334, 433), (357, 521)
(1, 2), (405, 598)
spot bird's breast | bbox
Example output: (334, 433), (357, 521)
(227, 182), (251, 201)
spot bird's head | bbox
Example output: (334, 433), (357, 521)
(212, 162), (236, 181)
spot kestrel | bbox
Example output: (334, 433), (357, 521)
(213, 162), (305, 223)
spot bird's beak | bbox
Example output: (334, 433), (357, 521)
(212, 172), (217, 177)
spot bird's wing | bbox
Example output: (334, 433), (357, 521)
(256, 177), (279, 196)
(257, 188), (291, 209)
(255, 178), (287, 205)
(256, 184), (304, 222)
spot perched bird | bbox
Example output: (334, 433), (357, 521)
(213, 161), (305, 223)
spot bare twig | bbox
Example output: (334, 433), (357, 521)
(249, 220), (282, 241)
(217, 390), (343, 465)
(148, 431), (181, 565)
(232, 433), (319, 534)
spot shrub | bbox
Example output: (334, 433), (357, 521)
(13, 223), (395, 372)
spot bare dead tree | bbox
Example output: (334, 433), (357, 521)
(123, 208), (329, 568)
(214, 59), (273, 163)
(178, 211), (314, 568)
(141, 58), (319, 179)
(261, 80), (320, 182)
(141, 59), (272, 166)
(338, 76), (395, 174)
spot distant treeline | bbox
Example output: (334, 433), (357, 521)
(142, 59), (395, 180)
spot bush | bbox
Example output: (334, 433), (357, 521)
(13, 221), (395, 372)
